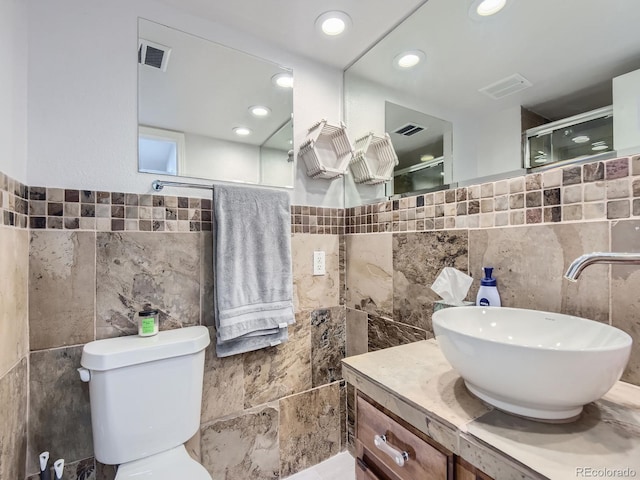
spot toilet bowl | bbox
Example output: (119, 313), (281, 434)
(79, 326), (211, 478)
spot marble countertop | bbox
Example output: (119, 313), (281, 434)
(342, 340), (640, 480)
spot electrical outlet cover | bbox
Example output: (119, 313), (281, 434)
(313, 251), (326, 275)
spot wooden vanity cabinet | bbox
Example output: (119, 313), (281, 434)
(455, 458), (493, 480)
(355, 393), (493, 480)
(356, 457), (384, 480)
(356, 393), (454, 480)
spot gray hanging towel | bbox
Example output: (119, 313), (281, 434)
(213, 184), (295, 357)
(215, 326), (289, 358)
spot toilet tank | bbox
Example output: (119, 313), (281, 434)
(80, 326), (210, 465)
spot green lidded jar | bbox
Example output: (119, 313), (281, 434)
(137, 309), (159, 337)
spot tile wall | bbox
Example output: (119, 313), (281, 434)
(0, 173), (29, 480)
(0, 171), (349, 480)
(0, 172), (29, 228)
(3, 155), (639, 478)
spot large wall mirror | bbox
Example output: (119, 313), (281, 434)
(344, 0), (640, 207)
(138, 18), (294, 188)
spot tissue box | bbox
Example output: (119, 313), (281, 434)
(433, 300), (474, 314)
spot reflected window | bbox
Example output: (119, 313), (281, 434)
(138, 126), (185, 175)
(525, 106), (614, 169)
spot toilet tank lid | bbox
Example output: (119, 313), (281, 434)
(81, 326), (210, 371)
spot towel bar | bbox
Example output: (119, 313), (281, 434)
(151, 180), (214, 191)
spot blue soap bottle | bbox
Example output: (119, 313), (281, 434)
(476, 267), (501, 307)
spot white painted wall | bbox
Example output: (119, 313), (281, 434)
(26, 0), (344, 207)
(465, 106), (523, 181)
(293, 65), (345, 207)
(614, 68), (640, 156)
(0, 0), (28, 182)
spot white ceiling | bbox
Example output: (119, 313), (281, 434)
(153, 0), (428, 69)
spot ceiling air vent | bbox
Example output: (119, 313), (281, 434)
(393, 123), (426, 136)
(479, 74), (532, 100)
(138, 39), (171, 72)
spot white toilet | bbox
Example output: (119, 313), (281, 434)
(79, 325), (212, 479)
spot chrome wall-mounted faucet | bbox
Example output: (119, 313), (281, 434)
(564, 252), (640, 281)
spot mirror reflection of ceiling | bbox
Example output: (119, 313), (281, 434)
(346, 0), (640, 121)
(139, 19), (293, 150)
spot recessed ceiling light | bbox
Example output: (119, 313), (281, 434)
(272, 73), (293, 89)
(534, 151), (548, 164)
(572, 135), (590, 143)
(440, 172), (445, 176)
(249, 106), (271, 117)
(472, 0), (507, 17)
(592, 144), (609, 151)
(394, 50), (425, 69)
(233, 127), (251, 136)
(469, 0), (508, 20)
(420, 154), (435, 162)
(315, 11), (352, 36)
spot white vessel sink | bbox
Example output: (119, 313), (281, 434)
(432, 306), (632, 422)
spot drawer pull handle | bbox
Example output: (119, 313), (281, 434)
(373, 434), (409, 467)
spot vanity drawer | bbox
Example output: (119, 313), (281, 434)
(356, 395), (451, 480)
(356, 458), (384, 480)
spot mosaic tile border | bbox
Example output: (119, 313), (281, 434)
(7, 155), (636, 235)
(291, 205), (345, 235)
(345, 156), (640, 233)
(0, 171), (29, 228)
(0, 172), (343, 234)
(27, 187), (214, 232)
